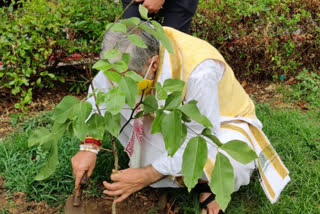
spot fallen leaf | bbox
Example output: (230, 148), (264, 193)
(297, 102), (308, 110)
(265, 84), (275, 92)
(241, 80), (247, 87)
(286, 77), (296, 85)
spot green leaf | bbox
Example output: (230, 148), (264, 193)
(93, 59), (112, 71)
(96, 91), (107, 106)
(103, 49), (121, 59)
(121, 53), (131, 65)
(73, 102), (92, 122)
(209, 152), (234, 211)
(128, 34), (147, 48)
(157, 32), (174, 54)
(151, 110), (166, 134)
(139, 22), (174, 54)
(161, 110), (187, 156)
(151, 20), (165, 34)
(125, 71), (143, 82)
(201, 128), (222, 147)
(51, 121), (70, 140)
(109, 23), (127, 33)
(113, 60), (128, 73)
(138, 4), (149, 20)
(119, 76), (139, 108)
(181, 113), (191, 123)
(104, 112), (121, 137)
(87, 113), (106, 140)
(71, 101), (92, 141)
(155, 82), (168, 100)
(36, 78), (41, 85)
(104, 70), (123, 83)
(221, 140), (257, 164)
(34, 141), (58, 181)
(143, 95), (158, 114)
(178, 101), (213, 128)
(164, 91), (183, 110)
(72, 118), (88, 141)
(163, 79), (185, 92)
(134, 111), (144, 118)
(105, 87), (126, 115)
(121, 17), (140, 26)
(138, 23), (156, 35)
(182, 136), (208, 192)
(28, 127), (52, 147)
(52, 96), (79, 124)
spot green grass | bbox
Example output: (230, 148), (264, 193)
(226, 104), (320, 214)
(0, 112), (129, 206)
(0, 105), (319, 213)
(168, 104), (320, 213)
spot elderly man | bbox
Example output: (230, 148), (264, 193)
(71, 24), (290, 214)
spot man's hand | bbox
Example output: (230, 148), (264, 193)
(136, 0), (165, 14)
(103, 165), (164, 203)
(71, 151), (97, 189)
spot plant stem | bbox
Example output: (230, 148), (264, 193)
(185, 126), (219, 149)
(111, 90), (145, 214)
(97, 146), (113, 153)
(111, 134), (119, 171)
(110, 133), (118, 214)
(119, 89), (145, 134)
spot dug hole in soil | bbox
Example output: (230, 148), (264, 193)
(65, 188), (168, 214)
(0, 175), (168, 214)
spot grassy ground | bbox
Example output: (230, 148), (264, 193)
(0, 112), (129, 207)
(226, 105), (320, 214)
(0, 104), (319, 213)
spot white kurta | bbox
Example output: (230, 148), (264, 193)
(87, 58), (255, 191)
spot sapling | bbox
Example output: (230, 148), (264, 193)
(28, 5), (257, 213)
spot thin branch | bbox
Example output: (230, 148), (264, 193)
(119, 89), (145, 134)
(97, 146), (113, 153)
(186, 126), (200, 136)
(186, 126), (219, 149)
(110, 133), (118, 214)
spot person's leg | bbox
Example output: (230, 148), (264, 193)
(162, 0), (199, 34)
(122, 0), (142, 19)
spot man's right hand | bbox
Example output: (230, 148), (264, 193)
(71, 151), (97, 189)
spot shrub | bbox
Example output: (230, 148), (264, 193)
(193, 0), (320, 81)
(0, 0), (121, 109)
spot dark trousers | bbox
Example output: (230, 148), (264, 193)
(122, 0), (198, 34)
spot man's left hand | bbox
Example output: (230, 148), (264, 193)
(103, 165), (163, 203)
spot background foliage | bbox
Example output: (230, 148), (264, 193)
(0, 0), (121, 109)
(193, 0), (320, 81)
(1, 0), (319, 109)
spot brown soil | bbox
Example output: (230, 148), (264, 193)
(65, 188), (168, 214)
(0, 175), (168, 214)
(0, 83), (86, 139)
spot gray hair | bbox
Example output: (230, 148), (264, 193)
(100, 22), (160, 74)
